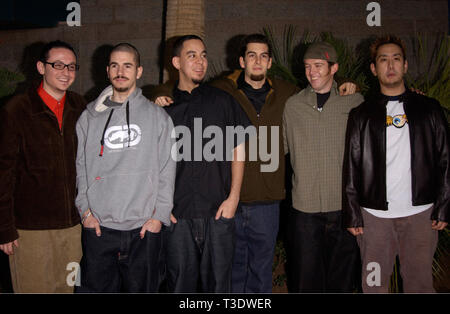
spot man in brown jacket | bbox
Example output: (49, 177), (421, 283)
(0, 40), (86, 292)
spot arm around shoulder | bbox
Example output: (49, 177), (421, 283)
(147, 80), (176, 103)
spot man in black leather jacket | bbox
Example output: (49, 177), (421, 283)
(342, 35), (449, 293)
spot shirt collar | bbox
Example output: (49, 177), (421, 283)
(37, 81), (66, 111)
(382, 91), (407, 102)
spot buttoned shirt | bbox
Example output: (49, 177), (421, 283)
(165, 83), (250, 218)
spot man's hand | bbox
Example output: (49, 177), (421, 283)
(347, 227), (364, 236)
(432, 220), (448, 231)
(170, 214), (177, 224)
(140, 218), (162, 239)
(155, 96), (174, 107)
(0, 240), (19, 255)
(215, 196), (239, 220)
(339, 82), (357, 96)
(83, 212), (101, 237)
(410, 87), (425, 95)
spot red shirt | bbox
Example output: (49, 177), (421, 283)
(37, 82), (66, 130)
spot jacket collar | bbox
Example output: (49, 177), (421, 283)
(303, 80), (339, 110)
(305, 80), (339, 96)
(28, 83), (75, 117)
(375, 84), (411, 106)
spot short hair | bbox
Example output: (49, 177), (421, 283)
(239, 34), (272, 58)
(110, 42), (141, 67)
(172, 35), (205, 57)
(370, 35), (407, 63)
(39, 40), (77, 62)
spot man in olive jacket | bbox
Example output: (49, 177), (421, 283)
(0, 41), (86, 292)
(283, 42), (363, 293)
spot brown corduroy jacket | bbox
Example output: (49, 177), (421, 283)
(0, 87), (86, 244)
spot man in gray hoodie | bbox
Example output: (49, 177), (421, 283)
(75, 43), (176, 292)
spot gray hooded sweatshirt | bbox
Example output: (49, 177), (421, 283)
(75, 85), (176, 230)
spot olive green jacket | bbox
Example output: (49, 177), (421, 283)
(283, 81), (364, 213)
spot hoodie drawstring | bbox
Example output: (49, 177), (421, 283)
(99, 109), (115, 157)
(99, 101), (131, 157)
(126, 101), (130, 147)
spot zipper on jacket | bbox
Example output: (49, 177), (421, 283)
(62, 102), (73, 224)
(382, 102), (388, 210)
(403, 97), (416, 205)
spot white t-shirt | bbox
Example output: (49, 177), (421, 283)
(363, 97), (432, 218)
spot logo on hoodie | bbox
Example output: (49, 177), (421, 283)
(104, 124), (142, 149)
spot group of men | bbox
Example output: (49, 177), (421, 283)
(0, 32), (448, 294)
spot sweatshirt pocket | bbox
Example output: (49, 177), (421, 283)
(86, 172), (154, 224)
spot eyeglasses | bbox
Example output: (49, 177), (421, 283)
(42, 61), (79, 71)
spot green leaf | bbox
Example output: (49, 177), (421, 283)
(0, 67), (25, 99)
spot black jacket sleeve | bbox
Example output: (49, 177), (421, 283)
(430, 100), (450, 223)
(342, 107), (364, 228)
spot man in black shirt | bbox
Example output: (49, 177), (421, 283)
(160, 35), (248, 292)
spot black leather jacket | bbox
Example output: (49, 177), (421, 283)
(342, 89), (450, 228)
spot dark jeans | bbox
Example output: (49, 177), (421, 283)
(286, 208), (361, 293)
(76, 226), (162, 293)
(232, 202), (280, 293)
(162, 216), (235, 293)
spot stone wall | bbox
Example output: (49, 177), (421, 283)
(0, 0), (164, 98)
(205, 0), (449, 75)
(0, 0), (447, 97)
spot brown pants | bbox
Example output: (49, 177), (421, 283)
(9, 224), (82, 293)
(357, 207), (438, 293)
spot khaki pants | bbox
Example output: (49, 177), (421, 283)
(9, 224), (82, 293)
(358, 207), (438, 293)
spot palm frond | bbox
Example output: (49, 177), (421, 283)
(0, 67), (25, 99)
(407, 33), (450, 112)
(320, 32), (369, 92)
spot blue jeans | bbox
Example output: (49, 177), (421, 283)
(162, 216), (235, 293)
(76, 226), (162, 293)
(232, 202), (280, 293)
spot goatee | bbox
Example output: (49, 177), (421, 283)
(192, 78), (204, 85)
(114, 87), (129, 93)
(250, 74), (265, 82)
